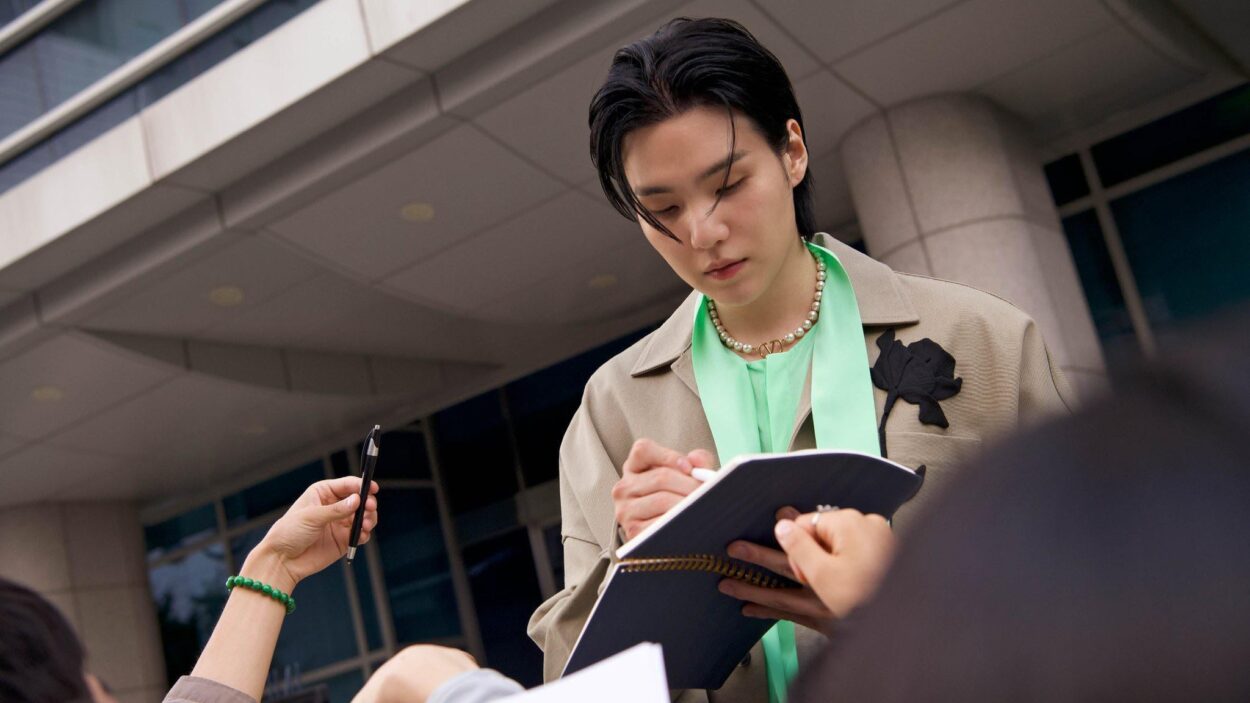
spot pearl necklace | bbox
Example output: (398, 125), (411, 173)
(707, 252), (826, 358)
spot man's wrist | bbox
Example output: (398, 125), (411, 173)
(240, 542), (299, 595)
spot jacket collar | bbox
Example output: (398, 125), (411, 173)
(630, 233), (919, 379)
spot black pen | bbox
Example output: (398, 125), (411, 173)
(347, 424), (380, 563)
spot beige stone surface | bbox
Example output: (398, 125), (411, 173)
(0, 503), (71, 592)
(839, 114), (921, 256)
(76, 585), (166, 691)
(63, 501), (147, 590)
(888, 96), (1024, 234)
(879, 239), (932, 276)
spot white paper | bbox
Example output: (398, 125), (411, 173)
(500, 643), (668, 703)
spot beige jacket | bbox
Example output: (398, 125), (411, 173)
(527, 234), (1075, 702)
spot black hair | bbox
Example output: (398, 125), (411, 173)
(0, 578), (92, 703)
(589, 17), (815, 242)
(791, 309), (1250, 702)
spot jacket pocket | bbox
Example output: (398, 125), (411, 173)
(884, 431), (982, 534)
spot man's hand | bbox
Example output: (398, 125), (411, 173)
(352, 645), (479, 703)
(612, 439), (713, 541)
(718, 507), (837, 631)
(775, 507), (896, 618)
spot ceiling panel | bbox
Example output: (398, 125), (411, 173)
(0, 288), (22, 309)
(0, 433), (24, 458)
(474, 0), (821, 186)
(204, 267), (505, 361)
(0, 443), (131, 507)
(268, 123), (566, 282)
(474, 45), (615, 186)
(84, 235), (325, 337)
(834, 0), (1115, 107)
(793, 69), (878, 156)
(675, 0), (821, 79)
(758, 0), (963, 64)
(0, 333), (178, 440)
(48, 375), (278, 462)
(480, 234), (680, 324)
(382, 190), (637, 313)
(980, 23), (1201, 140)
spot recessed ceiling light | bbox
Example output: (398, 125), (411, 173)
(209, 286), (245, 307)
(400, 202), (435, 222)
(588, 274), (618, 290)
(241, 422), (268, 436)
(31, 385), (64, 402)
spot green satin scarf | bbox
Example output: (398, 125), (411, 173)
(691, 242), (880, 703)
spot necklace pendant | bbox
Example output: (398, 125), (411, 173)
(758, 340), (784, 358)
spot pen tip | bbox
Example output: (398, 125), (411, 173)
(372, 424), (381, 431)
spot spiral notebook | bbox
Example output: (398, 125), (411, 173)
(561, 449), (924, 690)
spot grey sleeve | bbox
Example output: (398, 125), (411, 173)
(163, 676), (258, 703)
(427, 669), (527, 703)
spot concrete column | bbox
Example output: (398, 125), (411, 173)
(0, 501), (167, 703)
(839, 94), (1107, 398)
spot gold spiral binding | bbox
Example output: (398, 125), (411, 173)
(619, 554), (789, 588)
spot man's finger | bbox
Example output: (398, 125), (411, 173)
(318, 476), (378, 501)
(727, 541), (796, 580)
(621, 491), (688, 524)
(718, 580), (833, 620)
(619, 467), (700, 499)
(624, 438), (691, 475)
(687, 449), (715, 468)
(775, 519), (832, 584)
(307, 492), (359, 526)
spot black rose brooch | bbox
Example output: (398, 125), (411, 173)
(869, 328), (962, 457)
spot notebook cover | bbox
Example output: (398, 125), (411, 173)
(563, 449), (922, 689)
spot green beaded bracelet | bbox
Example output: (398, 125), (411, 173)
(226, 575), (296, 614)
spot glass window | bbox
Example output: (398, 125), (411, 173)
(374, 430), (432, 481)
(1059, 209), (1139, 374)
(0, 2), (39, 26)
(145, 503), (217, 561)
(1110, 146), (1250, 330)
(1044, 153), (1089, 206)
(433, 392), (519, 513)
(351, 547), (384, 652)
(463, 529), (544, 687)
(230, 524), (358, 673)
(223, 461), (324, 526)
(455, 496), (520, 547)
(1092, 82), (1250, 187)
(0, 0), (229, 142)
(316, 668), (366, 703)
(148, 542), (229, 685)
(0, 0), (319, 195)
(375, 488), (461, 643)
(505, 326), (657, 486)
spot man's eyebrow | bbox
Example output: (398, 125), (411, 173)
(633, 150), (747, 197)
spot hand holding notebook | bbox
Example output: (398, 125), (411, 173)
(563, 449), (923, 690)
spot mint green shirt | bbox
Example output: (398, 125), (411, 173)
(740, 332), (815, 454)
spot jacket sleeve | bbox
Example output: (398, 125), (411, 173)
(1017, 317), (1079, 427)
(164, 677), (257, 703)
(527, 383), (624, 683)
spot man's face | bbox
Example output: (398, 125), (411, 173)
(622, 106), (807, 308)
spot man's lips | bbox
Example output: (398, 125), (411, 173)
(704, 259), (746, 280)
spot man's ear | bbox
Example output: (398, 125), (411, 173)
(783, 118), (808, 187)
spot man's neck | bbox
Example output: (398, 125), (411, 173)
(714, 239), (816, 348)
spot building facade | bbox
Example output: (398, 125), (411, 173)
(1, 1), (1247, 700)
